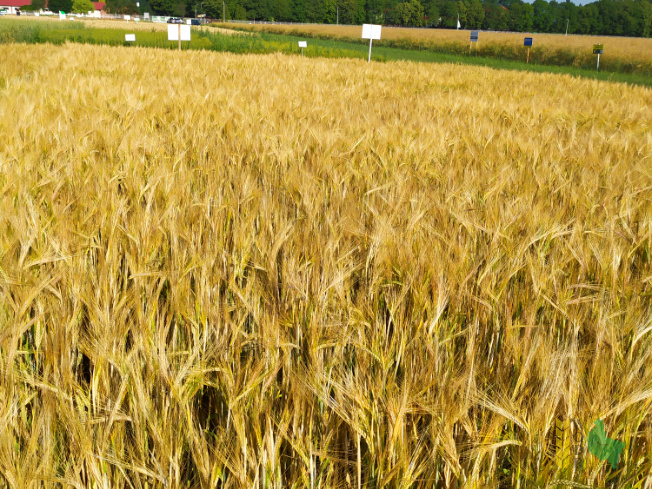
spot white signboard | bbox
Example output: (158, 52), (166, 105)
(361, 24), (382, 40)
(144, 12), (149, 19)
(168, 24), (191, 41)
(361, 24), (382, 62)
(298, 41), (307, 48)
(59, 11), (66, 20)
(124, 14), (130, 20)
(125, 34), (136, 41)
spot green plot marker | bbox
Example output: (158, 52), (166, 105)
(588, 419), (623, 469)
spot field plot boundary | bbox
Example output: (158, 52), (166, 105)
(2, 17), (652, 86)
(217, 22), (652, 77)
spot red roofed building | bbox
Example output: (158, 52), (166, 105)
(0, 0), (105, 14)
(0, 0), (31, 14)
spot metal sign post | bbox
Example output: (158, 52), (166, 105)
(298, 40), (307, 55)
(470, 30), (478, 54)
(361, 24), (382, 63)
(593, 44), (603, 71)
(524, 37), (533, 63)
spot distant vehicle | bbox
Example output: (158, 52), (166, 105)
(0, 7), (8, 14)
(167, 17), (183, 23)
(190, 18), (200, 25)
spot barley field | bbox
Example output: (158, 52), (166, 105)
(1, 42), (651, 488)
(223, 23), (652, 62)
(223, 23), (652, 72)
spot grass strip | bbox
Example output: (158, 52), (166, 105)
(1, 18), (651, 87)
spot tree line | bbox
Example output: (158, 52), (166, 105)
(53, 0), (651, 37)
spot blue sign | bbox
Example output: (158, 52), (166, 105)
(524, 37), (533, 47)
(470, 30), (479, 42)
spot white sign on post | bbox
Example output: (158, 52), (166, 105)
(298, 41), (307, 48)
(168, 24), (179, 40)
(144, 12), (149, 19)
(361, 24), (382, 63)
(168, 23), (191, 48)
(124, 14), (130, 20)
(361, 24), (381, 40)
(59, 11), (66, 20)
(180, 24), (191, 40)
(125, 34), (136, 41)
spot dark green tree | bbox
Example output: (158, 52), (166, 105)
(48, 0), (73, 13)
(272, 0), (291, 20)
(289, 0), (306, 21)
(532, 0), (552, 31)
(576, 3), (601, 33)
(244, 0), (269, 19)
(422, 0), (439, 26)
(508, 0), (534, 31)
(393, 0), (424, 25)
(337, 0), (365, 23)
(105, 0), (140, 13)
(436, 0), (458, 28)
(149, 0), (185, 15)
(464, 0), (484, 28)
(21, 0), (45, 11)
(642, 0), (652, 36)
(72, 0), (94, 12)
(482, 3), (508, 30)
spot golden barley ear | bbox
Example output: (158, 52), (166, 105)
(555, 418), (572, 480)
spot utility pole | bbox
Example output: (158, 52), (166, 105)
(223, 0), (225, 22)
(565, 18), (569, 35)
(336, 7), (338, 25)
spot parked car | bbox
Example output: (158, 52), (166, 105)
(167, 17), (183, 23)
(190, 18), (200, 25)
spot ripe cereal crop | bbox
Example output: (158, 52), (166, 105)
(0, 42), (651, 488)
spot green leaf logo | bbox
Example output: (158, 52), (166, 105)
(587, 420), (623, 470)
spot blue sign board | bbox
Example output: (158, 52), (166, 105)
(524, 37), (533, 47)
(470, 30), (479, 42)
